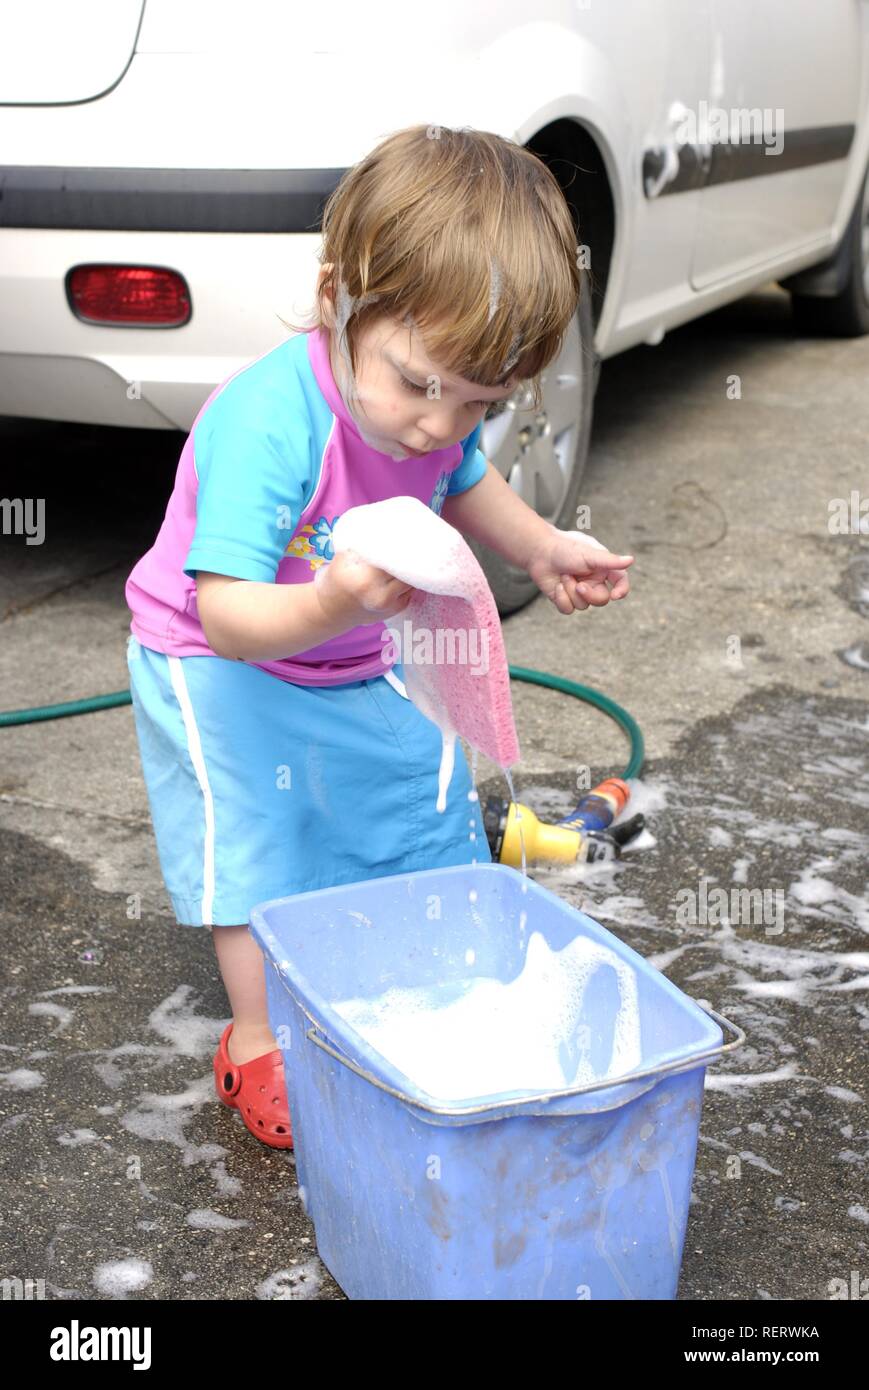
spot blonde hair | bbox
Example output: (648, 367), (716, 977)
(281, 124), (582, 412)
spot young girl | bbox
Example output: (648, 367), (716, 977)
(124, 124), (634, 1150)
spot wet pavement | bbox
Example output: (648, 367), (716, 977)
(1, 285), (867, 1301)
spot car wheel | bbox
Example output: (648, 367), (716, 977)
(789, 160), (869, 337)
(469, 268), (597, 616)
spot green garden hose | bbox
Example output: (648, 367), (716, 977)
(0, 691), (132, 726)
(0, 667), (644, 779)
(507, 666), (644, 781)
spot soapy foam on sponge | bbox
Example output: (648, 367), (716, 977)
(332, 930), (641, 1103)
(331, 496), (520, 808)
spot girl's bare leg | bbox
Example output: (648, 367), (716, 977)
(211, 925), (279, 1065)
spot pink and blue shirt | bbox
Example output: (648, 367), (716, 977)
(125, 326), (487, 686)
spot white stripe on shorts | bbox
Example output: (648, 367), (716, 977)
(167, 655), (216, 926)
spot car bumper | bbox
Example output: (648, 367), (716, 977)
(0, 223), (324, 429)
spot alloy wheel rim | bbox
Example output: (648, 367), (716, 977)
(480, 310), (585, 525)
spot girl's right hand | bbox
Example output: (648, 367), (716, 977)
(313, 550), (415, 627)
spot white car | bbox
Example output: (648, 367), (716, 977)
(2, 0), (869, 610)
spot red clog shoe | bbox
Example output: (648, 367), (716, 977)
(213, 1022), (294, 1149)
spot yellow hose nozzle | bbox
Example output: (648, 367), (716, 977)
(501, 802), (582, 867)
(483, 796), (624, 868)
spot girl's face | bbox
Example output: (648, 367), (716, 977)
(326, 311), (518, 462)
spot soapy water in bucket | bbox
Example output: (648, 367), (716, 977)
(332, 930), (642, 1102)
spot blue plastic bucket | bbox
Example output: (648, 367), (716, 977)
(249, 863), (743, 1300)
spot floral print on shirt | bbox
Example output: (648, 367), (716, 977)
(285, 479), (450, 573)
(285, 514), (340, 571)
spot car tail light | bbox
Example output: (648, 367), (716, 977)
(65, 264), (192, 327)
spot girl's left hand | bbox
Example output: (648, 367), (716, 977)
(526, 527), (635, 614)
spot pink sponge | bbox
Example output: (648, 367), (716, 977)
(330, 497), (520, 808)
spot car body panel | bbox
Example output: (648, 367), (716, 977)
(1, 0), (868, 427)
(0, 0), (145, 105)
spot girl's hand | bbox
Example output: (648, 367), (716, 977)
(314, 550), (415, 627)
(527, 527), (635, 615)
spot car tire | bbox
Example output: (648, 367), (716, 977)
(789, 160), (869, 337)
(469, 267), (597, 617)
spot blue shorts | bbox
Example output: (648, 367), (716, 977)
(125, 636), (491, 927)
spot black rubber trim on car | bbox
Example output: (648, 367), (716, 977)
(643, 123), (855, 199)
(0, 165), (346, 231)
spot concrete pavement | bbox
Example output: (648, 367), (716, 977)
(1, 284), (867, 1300)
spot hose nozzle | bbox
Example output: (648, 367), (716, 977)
(484, 797), (620, 868)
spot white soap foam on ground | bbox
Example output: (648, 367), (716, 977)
(92, 1259), (153, 1298)
(332, 929), (641, 1102)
